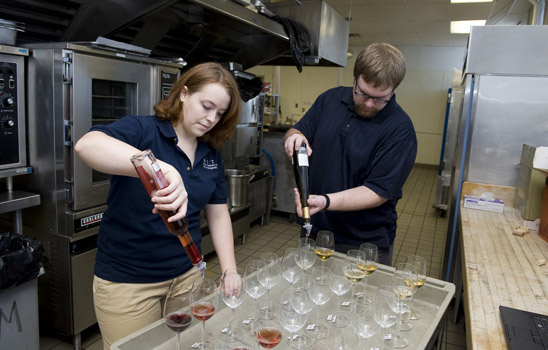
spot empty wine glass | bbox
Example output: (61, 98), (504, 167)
(405, 255), (427, 320)
(259, 252), (281, 298)
(344, 249), (367, 313)
(328, 259), (353, 328)
(352, 303), (380, 349)
(164, 290), (192, 350)
(280, 289), (310, 349)
(359, 242), (379, 276)
(296, 238), (316, 271)
(315, 231), (335, 265)
(290, 279), (315, 316)
(374, 285), (398, 350)
(245, 260), (268, 315)
(305, 266), (332, 336)
(220, 314), (256, 350)
(221, 267), (246, 321)
(282, 248), (304, 285)
(190, 278), (218, 350)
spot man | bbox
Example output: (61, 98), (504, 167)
(283, 43), (417, 266)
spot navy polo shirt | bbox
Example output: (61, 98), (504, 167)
(90, 115), (228, 283)
(294, 86), (417, 248)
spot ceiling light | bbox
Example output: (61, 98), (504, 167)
(451, 0), (492, 3)
(450, 20), (486, 34)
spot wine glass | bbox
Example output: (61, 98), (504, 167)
(259, 252), (281, 298)
(282, 248), (304, 285)
(352, 303), (380, 349)
(305, 266), (332, 336)
(314, 231), (335, 265)
(393, 262), (418, 333)
(296, 238), (316, 271)
(245, 260), (268, 314)
(359, 243), (379, 276)
(164, 291), (192, 350)
(327, 259), (353, 328)
(289, 278), (315, 316)
(374, 285), (398, 350)
(387, 267), (416, 348)
(256, 301), (283, 349)
(220, 314), (257, 350)
(344, 249), (367, 313)
(405, 255), (427, 320)
(221, 267), (246, 321)
(190, 278), (218, 350)
(280, 289), (310, 349)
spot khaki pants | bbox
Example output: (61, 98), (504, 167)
(93, 268), (201, 350)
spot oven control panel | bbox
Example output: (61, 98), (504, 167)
(0, 52), (26, 169)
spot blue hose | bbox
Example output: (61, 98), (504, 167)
(261, 149), (276, 191)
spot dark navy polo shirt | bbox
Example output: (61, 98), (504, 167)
(294, 86), (417, 248)
(90, 115), (228, 283)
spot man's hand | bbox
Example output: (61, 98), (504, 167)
(283, 129), (312, 158)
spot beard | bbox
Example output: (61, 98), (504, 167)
(354, 104), (380, 119)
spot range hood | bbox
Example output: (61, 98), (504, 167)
(1, 0), (348, 69)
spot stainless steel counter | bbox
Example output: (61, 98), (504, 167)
(112, 253), (455, 350)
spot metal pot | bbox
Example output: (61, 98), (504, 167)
(225, 169), (255, 207)
(0, 19), (25, 46)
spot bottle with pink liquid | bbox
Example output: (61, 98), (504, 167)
(130, 149), (204, 267)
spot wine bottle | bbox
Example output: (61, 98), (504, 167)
(131, 149), (203, 267)
(292, 142), (312, 234)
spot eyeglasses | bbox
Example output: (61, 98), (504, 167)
(353, 82), (393, 105)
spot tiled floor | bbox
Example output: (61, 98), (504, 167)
(39, 164), (467, 349)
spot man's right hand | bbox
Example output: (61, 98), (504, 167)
(283, 129), (312, 157)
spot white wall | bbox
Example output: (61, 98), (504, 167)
(248, 44), (467, 165)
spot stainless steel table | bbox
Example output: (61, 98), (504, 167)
(112, 253), (455, 350)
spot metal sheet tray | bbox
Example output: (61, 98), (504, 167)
(112, 255), (455, 350)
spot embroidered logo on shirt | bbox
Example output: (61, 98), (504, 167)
(203, 159), (218, 170)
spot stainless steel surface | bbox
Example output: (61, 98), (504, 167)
(248, 165), (273, 226)
(112, 253), (455, 350)
(465, 25), (548, 76)
(14, 43), (181, 340)
(0, 45), (27, 170)
(443, 25), (548, 283)
(0, 190), (40, 214)
(466, 75), (548, 187)
(1, 0), (289, 70)
(267, 0), (349, 67)
(514, 144), (546, 221)
(261, 132), (295, 216)
(223, 94), (265, 168)
(434, 86), (464, 213)
(225, 169), (253, 207)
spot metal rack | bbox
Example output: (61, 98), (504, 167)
(0, 167), (40, 233)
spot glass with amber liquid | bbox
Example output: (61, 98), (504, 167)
(130, 149), (203, 267)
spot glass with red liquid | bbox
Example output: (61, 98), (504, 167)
(190, 278), (218, 350)
(130, 149), (203, 267)
(256, 301), (283, 349)
(164, 291), (192, 350)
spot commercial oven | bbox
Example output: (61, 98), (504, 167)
(16, 42), (182, 348)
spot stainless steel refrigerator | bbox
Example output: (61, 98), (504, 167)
(443, 26), (548, 286)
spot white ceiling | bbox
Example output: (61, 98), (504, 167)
(323, 0), (535, 48)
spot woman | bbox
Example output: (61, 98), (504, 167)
(75, 62), (241, 349)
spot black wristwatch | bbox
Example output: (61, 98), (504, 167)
(321, 194), (330, 211)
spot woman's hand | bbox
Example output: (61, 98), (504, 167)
(151, 162), (188, 221)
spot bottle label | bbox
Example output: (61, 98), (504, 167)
(297, 153), (309, 167)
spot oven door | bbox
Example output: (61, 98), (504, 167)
(69, 52), (156, 211)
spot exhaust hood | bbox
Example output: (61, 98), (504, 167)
(1, 0), (348, 69)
